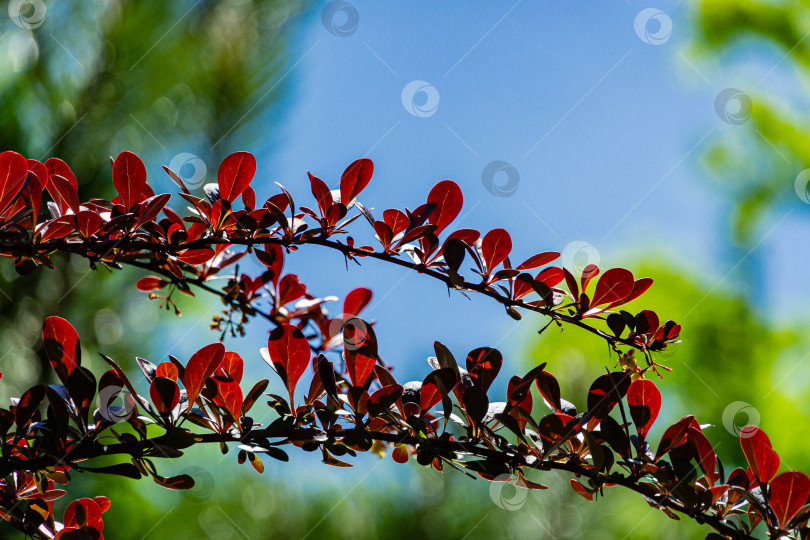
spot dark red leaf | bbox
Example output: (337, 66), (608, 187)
(481, 228), (511, 273)
(340, 158), (373, 205)
(309, 172), (332, 217)
(183, 343), (225, 410)
(627, 378), (661, 438)
(176, 248), (216, 265)
(536, 266), (564, 287)
(586, 372), (630, 421)
(42, 316), (81, 384)
(770, 471), (810, 528)
(383, 208), (408, 236)
(740, 425), (780, 485)
(344, 349), (376, 387)
(267, 324), (310, 405)
(343, 287), (373, 317)
(655, 415), (697, 460)
(112, 151), (147, 210)
(466, 347), (502, 392)
(150, 377), (181, 415)
(136, 276), (165, 292)
(218, 151), (256, 203)
(515, 251), (560, 271)
(49, 174), (80, 214)
(0, 151), (27, 216)
(535, 370), (562, 413)
(608, 277), (653, 309)
(426, 180), (463, 235)
(591, 268), (634, 307)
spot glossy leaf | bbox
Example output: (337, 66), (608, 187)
(267, 324), (310, 405)
(112, 151), (147, 210)
(627, 378), (661, 438)
(426, 180), (463, 234)
(340, 158), (373, 205)
(218, 151), (256, 203)
(182, 343), (225, 410)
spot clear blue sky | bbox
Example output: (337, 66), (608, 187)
(146, 0), (810, 493)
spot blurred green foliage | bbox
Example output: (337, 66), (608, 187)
(696, 0), (810, 245)
(0, 0), (304, 399)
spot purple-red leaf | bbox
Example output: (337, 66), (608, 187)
(770, 471), (810, 528)
(0, 151), (27, 216)
(218, 151), (256, 203)
(267, 324), (310, 406)
(626, 378), (661, 438)
(183, 343), (225, 410)
(740, 425), (780, 486)
(112, 151), (147, 210)
(481, 228), (511, 273)
(426, 180), (463, 235)
(340, 158), (373, 205)
(591, 268), (634, 307)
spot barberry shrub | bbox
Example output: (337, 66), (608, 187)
(0, 149), (804, 539)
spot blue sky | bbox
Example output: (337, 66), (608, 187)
(142, 1), (810, 380)
(140, 0), (810, 499)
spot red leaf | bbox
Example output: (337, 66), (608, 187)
(218, 151), (256, 203)
(655, 415), (697, 460)
(591, 268), (634, 307)
(156, 361), (178, 381)
(43, 157), (77, 191)
(277, 274), (307, 306)
(536, 266), (564, 287)
(183, 343), (225, 410)
(150, 376), (181, 415)
(770, 471), (810, 528)
(267, 324), (310, 405)
(64, 498), (104, 532)
(688, 426), (717, 486)
(343, 287), (373, 317)
(339, 158), (373, 205)
(481, 228), (511, 273)
(136, 276), (164, 292)
(0, 151), (27, 216)
(466, 347), (502, 392)
(241, 186), (256, 210)
(580, 264), (600, 293)
(515, 251), (560, 271)
(569, 479), (593, 501)
(627, 379), (661, 437)
(309, 172), (332, 216)
(49, 174), (80, 214)
(344, 349), (376, 387)
(383, 208), (408, 236)
(42, 316), (81, 383)
(740, 425), (780, 485)
(426, 180), (463, 235)
(112, 151), (147, 210)
(74, 210), (103, 237)
(176, 248), (216, 265)
(608, 277), (653, 309)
